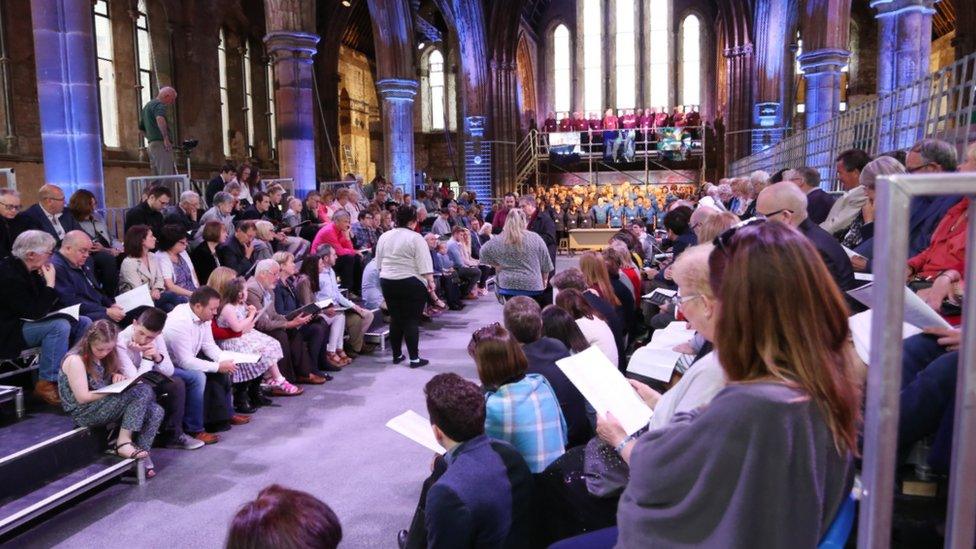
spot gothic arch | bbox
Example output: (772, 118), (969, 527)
(515, 33), (537, 124)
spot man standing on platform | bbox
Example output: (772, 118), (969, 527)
(140, 87), (178, 176)
(602, 109), (620, 163)
(621, 109), (639, 162)
(543, 112), (558, 133)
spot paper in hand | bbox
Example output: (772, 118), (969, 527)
(218, 351), (262, 364)
(848, 310), (922, 365)
(626, 322), (696, 382)
(847, 282), (951, 330)
(557, 346), (653, 435)
(386, 410), (446, 454)
(23, 304), (80, 323)
(115, 284), (154, 313)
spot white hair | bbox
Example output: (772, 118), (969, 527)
(254, 258), (279, 277)
(179, 190), (200, 205)
(12, 230), (55, 261)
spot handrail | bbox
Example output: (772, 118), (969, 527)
(859, 172), (976, 549)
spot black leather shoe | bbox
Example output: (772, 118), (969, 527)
(322, 363), (343, 372)
(233, 386), (256, 414)
(408, 358), (429, 369)
(248, 381), (273, 406)
(397, 529), (408, 549)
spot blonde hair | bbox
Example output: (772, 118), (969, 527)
(206, 266), (238, 297)
(671, 244), (715, 299)
(272, 251), (294, 267)
(696, 211), (740, 243)
(255, 220), (276, 241)
(501, 208), (527, 248)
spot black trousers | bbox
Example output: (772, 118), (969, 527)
(381, 277), (427, 360)
(335, 253), (363, 293)
(456, 266), (481, 296)
(477, 265), (493, 288)
(152, 374), (186, 444)
(404, 455), (449, 549)
(298, 320), (329, 373)
(264, 327), (317, 381)
(91, 250), (119, 297)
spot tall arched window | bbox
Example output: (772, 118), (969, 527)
(218, 29), (230, 157)
(582, 0), (602, 113)
(647, 0), (670, 109)
(134, 0), (154, 148)
(680, 14), (701, 107)
(615, 0), (636, 110)
(92, 0), (120, 147)
(552, 25), (571, 115)
(429, 49), (446, 131)
(242, 41), (255, 154)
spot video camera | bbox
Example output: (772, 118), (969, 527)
(180, 139), (199, 155)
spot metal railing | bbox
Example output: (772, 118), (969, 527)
(125, 174), (192, 207)
(730, 51), (976, 189)
(860, 172), (976, 548)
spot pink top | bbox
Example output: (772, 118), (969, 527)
(316, 203), (332, 224)
(603, 116), (620, 130)
(311, 222), (356, 256)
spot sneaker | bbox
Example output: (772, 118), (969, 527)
(166, 433), (206, 450)
(408, 358), (429, 369)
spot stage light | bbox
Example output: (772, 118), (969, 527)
(341, 0), (351, 7)
(418, 42), (425, 50)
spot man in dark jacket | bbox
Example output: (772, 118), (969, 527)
(503, 296), (592, 447)
(0, 188), (23, 258)
(15, 184), (81, 245)
(236, 191), (272, 222)
(205, 163), (237, 206)
(786, 166), (837, 225)
(757, 183), (856, 292)
(0, 230), (91, 405)
(217, 220), (257, 276)
(124, 185), (172, 237)
(163, 190), (203, 236)
(399, 373), (534, 549)
(51, 231), (129, 323)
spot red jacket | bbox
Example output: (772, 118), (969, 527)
(311, 222), (356, 256)
(908, 198), (969, 278)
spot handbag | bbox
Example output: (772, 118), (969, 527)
(583, 436), (631, 498)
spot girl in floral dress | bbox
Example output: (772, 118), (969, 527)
(216, 277), (284, 413)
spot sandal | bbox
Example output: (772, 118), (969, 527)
(116, 441), (149, 460)
(269, 378), (303, 396)
(326, 352), (346, 369)
(336, 351), (353, 365)
(144, 455), (156, 479)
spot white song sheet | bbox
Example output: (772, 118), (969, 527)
(557, 346), (653, 435)
(386, 410), (446, 454)
(848, 310), (923, 365)
(218, 351), (262, 364)
(847, 282), (952, 330)
(115, 284), (154, 313)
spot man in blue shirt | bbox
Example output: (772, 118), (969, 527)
(589, 197), (611, 226)
(398, 373), (534, 549)
(608, 199), (624, 228)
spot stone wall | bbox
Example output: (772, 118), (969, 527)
(337, 45), (380, 182)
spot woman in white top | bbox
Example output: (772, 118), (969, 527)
(373, 205), (435, 368)
(119, 225), (186, 312)
(554, 288), (618, 366)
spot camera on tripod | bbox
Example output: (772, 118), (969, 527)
(180, 139), (199, 155)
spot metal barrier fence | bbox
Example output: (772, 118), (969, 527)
(0, 168), (14, 190)
(125, 175), (192, 207)
(860, 172), (976, 548)
(730, 52), (976, 189)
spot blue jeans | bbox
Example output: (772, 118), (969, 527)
(155, 291), (188, 313)
(22, 316), (92, 382)
(899, 333), (959, 472)
(173, 367), (206, 434)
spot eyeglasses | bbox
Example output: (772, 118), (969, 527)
(0, 202), (20, 211)
(713, 216), (767, 255)
(756, 208), (792, 219)
(44, 196), (65, 203)
(906, 162), (935, 174)
(672, 293), (703, 310)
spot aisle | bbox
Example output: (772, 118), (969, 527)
(7, 295), (504, 548)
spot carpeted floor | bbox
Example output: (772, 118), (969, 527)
(6, 291), (508, 548)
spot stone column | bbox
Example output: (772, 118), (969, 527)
(799, 48), (850, 181)
(376, 79), (418, 194)
(264, 31), (319, 196)
(490, 59), (518, 196)
(724, 44), (753, 163)
(30, 0), (105, 204)
(873, 0), (937, 151)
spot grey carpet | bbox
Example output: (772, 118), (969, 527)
(5, 291), (510, 548)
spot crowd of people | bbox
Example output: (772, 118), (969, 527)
(0, 134), (969, 547)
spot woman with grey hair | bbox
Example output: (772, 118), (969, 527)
(0, 230), (92, 405)
(842, 155), (906, 252)
(196, 191), (236, 243)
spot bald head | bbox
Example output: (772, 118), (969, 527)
(60, 231), (93, 268)
(158, 87), (177, 104)
(689, 205), (718, 240)
(37, 184), (66, 215)
(756, 182), (808, 226)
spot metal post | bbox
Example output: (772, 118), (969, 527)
(945, 203), (976, 549)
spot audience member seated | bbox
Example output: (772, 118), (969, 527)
(694, 210), (739, 244)
(350, 210), (379, 253)
(899, 327), (961, 473)
(0, 189), (21, 258)
(124, 186), (171, 237)
(218, 220), (258, 276)
(227, 484), (343, 549)
(431, 208), (452, 237)
(359, 257), (384, 311)
(52, 231), (129, 324)
(120, 225), (186, 312)
(560, 221), (859, 548)
(0, 231), (92, 405)
(205, 163), (237, 206)
(313, 245), (376, 361)
(215, 276), (281, 414)
(504, 297), (592, 448)
(841, 156), (904, 261)
(164, 190), (202, 236)
(282, 196), (303, 231)
(785, 167), (836, 225)
(155, 224), (199, 300)
(310, 211), (364, 296)
(60, 320), (164, 476)
(397, 373), (533, 549)
(198, 191), (236, 241)
(190, 220), (226, 284)
(580, 251), (628, 344)
(245, 259), (327, 384)
(66, 188), (122, 295)
(479, 209), (554, 306)
(756, 182), (857, 291)
(551, 268), (625, 361)
(908, 192), (969, 313)
(238, 191), (272, 222)
(540, 305), (591, 355)
(445, 226), (482, 300)
(823, 149), (873, 236)
(554, 288), (619, 367)
(273, 252), (341, 375)
(469, 323), (567, 474)
(163, 286), (246, 434)
(116, 307), (205, 449)
(252, 220), (277, 263)
(16, 184), (81, 245)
